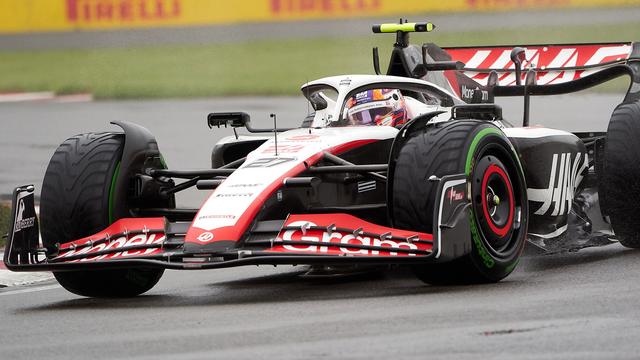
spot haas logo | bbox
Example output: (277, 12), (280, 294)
(197, 232), (214, 243)
(527, 152), (587, 216)
(448, 188), (465, 204)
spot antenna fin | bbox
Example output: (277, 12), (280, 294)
(373, 47), (381, 75)
(270, 113), (278, 156)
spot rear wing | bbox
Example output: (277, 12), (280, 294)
(374, 28), (639, 105)
(370, 21), (640, 103)
(443, 42), (640, 102)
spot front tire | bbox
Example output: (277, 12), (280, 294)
(391, 120), (528, 284)
(41, 132), (164, 297)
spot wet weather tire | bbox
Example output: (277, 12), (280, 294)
(40, 132), (164, 297)
(602, 101), (640, 248)
(391, 120), (528, 284)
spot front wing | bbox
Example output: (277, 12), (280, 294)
(3, 175), (471, 272)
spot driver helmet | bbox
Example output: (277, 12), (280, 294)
(344, 89), (407, 127)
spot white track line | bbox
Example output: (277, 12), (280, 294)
(0, 92), (93, 103)
(0, 92), (55, 102)
(52, 93), (93, 103)
(0, 284), (60, 296)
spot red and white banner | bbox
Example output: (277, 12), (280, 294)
(445, 43), (633, 86)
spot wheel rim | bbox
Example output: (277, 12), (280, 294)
(473, 155), (516, 252)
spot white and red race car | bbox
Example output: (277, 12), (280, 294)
(5, 21), (640, 297)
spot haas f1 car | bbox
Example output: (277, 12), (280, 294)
(5, 22), (640, 297)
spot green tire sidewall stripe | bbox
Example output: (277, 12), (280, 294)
(469, 213), (496, 268)
(505, 258), (520, 273)
(159, 154), (168, 169)
(465, 127), (501, 176)
(108, 161), (121, 224)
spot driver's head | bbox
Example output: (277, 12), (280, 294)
(344, 89), (407, 127)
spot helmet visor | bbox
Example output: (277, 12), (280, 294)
(347, 104), (394, 125)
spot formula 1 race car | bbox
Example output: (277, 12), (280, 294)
(5, 21), (640, 297)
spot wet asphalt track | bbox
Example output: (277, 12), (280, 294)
(1, 245), (640, 359)
(1, 93), (638, 359)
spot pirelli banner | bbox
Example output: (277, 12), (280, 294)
(0, 0), (637, 34)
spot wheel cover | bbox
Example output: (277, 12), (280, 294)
(473, 155), (516, 252)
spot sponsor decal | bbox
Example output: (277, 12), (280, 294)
(244, 157), (295, 168)
(461, 85), (489, 102)
(13, 198), (36, 232)
(466, 0), (569, 8)
(228, 183), (262, 188)
(197, 214), (236, 220)
(196, 232), (214, 242)
(528, 152), (587, 216)
(261, 144), (305, 154)
(66, 0), (181, 23)
(448, 187), (465, 204)
(216, 193), (254, 198)
(280, 221), (419, 256)
(286, 134), (320, 141)
(271, 214), (432, 256)
(59, 233), (166, 261)
(270, 0), (381, 15)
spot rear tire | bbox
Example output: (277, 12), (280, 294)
(602, 101), (640, 248)
(391, 120), (528, 284)
(41, 132), (164, 297)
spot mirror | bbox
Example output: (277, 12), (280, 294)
(207, 112), (250, 128)
(309, 92), (328, 111)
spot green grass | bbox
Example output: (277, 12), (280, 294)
(0, 203), (9, 247)
(0, 22), (638, 98)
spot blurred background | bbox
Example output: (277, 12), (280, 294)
(1, 0), (640, 234)
(1, 0), (639, 98)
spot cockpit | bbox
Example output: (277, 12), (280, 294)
(301, 75), (463, 128)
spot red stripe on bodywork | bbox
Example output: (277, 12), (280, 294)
(58, 218), (165, 251)
(185, 139), (379, 244)
(443, 70), (461, 97)
(55, 217), (167, 262)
